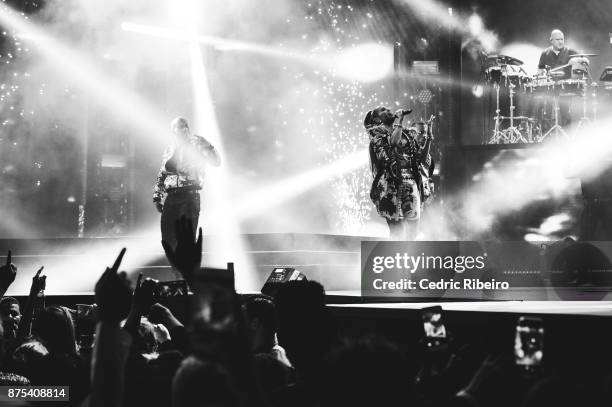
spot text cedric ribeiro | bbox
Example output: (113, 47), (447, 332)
(367, 251), (509, 292)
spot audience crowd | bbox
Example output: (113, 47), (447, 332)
(0, 217), (607, 406)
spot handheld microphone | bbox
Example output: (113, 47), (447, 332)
(396, 109), (413, 117)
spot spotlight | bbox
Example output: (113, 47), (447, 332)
(468, 13), (484, 37)
(333, 43), (394, 82)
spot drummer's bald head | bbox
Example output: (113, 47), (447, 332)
(550, 29), (564, 40)
(550, 29), (565, 50)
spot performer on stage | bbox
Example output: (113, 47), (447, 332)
(412, 120), (435, 206)
(153, 117), (221, 249)
(538, 29), (579, 128)
(364, 107), (431, 240)
(537, 29), (578, 78)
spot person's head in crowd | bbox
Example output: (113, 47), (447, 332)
(0, 297), (20, 340)
(189, 286), (266, 406)
(4, 339), (48, 384)
(31, 305), (77, 356)
(319, 336), (412, 407)
(274, 280), (337, 383)
(172, 355), (240, 407)
(243, 294), (277, 354)
(190, 281), (251, 362)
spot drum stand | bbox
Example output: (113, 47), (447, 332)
(488, 82), (509, 144)
(593, 83), (598, 122)
(576, 85), (592, 129)
(502, 84), (528, 143)
(541, 93), (569, 140)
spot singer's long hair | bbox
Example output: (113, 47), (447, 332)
(364, 109), (381, 176)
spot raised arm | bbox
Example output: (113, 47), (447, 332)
(194, 135), (221, 167)
(369, 127), (394, 168)
(389, 110), (407, 147)
(0, 250), (17, 299)
(123, 274), (156, 338)
(16, 266), (46, 340)
(90, 248), (133, 407)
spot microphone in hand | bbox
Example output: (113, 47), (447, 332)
(394, 109), (413, 119)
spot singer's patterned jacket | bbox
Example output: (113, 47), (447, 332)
(153, 135), (219, 204)
(367, 124), (429, 221)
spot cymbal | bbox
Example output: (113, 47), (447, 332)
(569, 53), (598, 58)
(486, 54), (524, 66)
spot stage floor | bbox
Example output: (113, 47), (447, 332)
(0, 233), (373, 296)
(328, 298), (612, 316)
(4, 234), (612, 317)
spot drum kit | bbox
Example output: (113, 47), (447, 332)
(484, 52), (599, 144)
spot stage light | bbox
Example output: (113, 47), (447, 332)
(333, 43), (394, 82)
(468, 13), (483, 37)
(0, 7), (169, 143)
(122, 21), (307, 64)
(0, 6), (236, 287)
(123, 21), (393, 83)
(395, 0), (499, 52)
(164, 0), (203, 27)
(417, 88), (434, 103)
(121, 22), (190, 42)
(234, 148), (368, 221)
(184, 26), (257, 291)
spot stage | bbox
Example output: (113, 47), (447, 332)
(0, 233), (376, 296)
(3, 233), (612, 317)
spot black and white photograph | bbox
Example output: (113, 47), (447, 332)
(1, 0), (612, 405)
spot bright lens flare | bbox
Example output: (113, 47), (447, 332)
(235, 149), (369, 221)
(332, 43), (394, 82)
(123, 21), (394, 83)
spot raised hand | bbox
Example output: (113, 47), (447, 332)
(151, 321), (171, 344)
(161, 216), (202, 286)
(28, 266), (46, 297)
(95, 248), (133, 324)
(0, 250), (17, 292)
(149, 302), (183, 329)
(132, 274), (157, 315)
(155, 202), (164, 214)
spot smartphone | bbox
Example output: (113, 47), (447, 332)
(76, 304), (95, 320)
(514, 316), (544, 368)
(421, 305), (447, 348)
(154, 280), (189, 298)
(75, 304), (96, 349)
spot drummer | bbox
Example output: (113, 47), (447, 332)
(537, 29), (578, 79)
